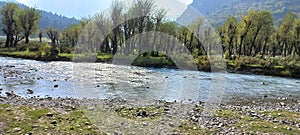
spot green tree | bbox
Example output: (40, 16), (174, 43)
(278, 12), (296, 56)
(293, 19), (300, 56)
(110, 0), (123, 54)
(46, 27), (59, 47)
(15, 7), (41, 44)
(219, 16), (237, 58)
(1, 3), (20, 47)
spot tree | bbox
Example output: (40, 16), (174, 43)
(1, 3), (20, 47)
(278, 12), (296, 56)
(110, 0), (123, 54)
(245, 11), (273, 56)
(46, 27), (59, 46)
(94, 13), (112, 53)
(15, 7), (41, 44)
(294, 19), (300, 56)
(38, 30), (43, 43)
(237, 15), (251, 56)
(131, 0), (155, 54)
(219, 16), (237, 58)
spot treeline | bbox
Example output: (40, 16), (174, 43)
(62, 0), (299, 60)
(1, 3), (40, 47)
(0, 2), (77, 57)
(1, 0), (299, 61)
(218, 11), (300, 58)
(64, 0), (214, 58)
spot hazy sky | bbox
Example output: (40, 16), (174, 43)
(12, 0), (193, 19)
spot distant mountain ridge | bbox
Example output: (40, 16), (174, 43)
(178, 0), (300, 26)
(0, 1), (79, 34)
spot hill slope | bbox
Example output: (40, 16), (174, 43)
(0, 1), (79, 33)
(178, 0), (300, 26)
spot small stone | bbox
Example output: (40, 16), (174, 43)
(169, 122), (175, 127)
(26, 89), (33, 94)
(54, 85), (59, 88)
(6, 108), (11, 112)
(46, 113), (53, 117)
(142, 122), (148, 127)
(280, 102), (286, 106)
(85, 122), (90, 125)
(287, 127), (293, 131)
(5, 92), (13, 97)
(50, 120), (57, 125)
(136, 111), (147, 117)
(12, 127), (21, 132)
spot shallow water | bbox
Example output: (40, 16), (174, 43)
(0, 56), (299, 102)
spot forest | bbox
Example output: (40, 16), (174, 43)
(0, 0), (299, 77)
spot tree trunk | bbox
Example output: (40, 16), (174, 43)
(5, 35), (11, 48)
(25, 36), (29, 44)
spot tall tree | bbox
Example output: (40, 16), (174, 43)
(219, 16), (237, 58)
(94, 13), (112, 53)
(46, 27), (59, 47)
(110, 0), (123, 54)
(15, 7), (41, 44)
(278, 12), (296, 56)
(1, 3), (20, 47)
(132, 0), (155, 54)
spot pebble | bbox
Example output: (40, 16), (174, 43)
(287, 127), (293, 131)
(54, 85), (59, 88)
(50, 120), (57, 125)
(27, 89), (34, 94)
(142, 122), (148, 127)
(46, 113), (54, 117)
(12, 127), (21, 132)
(169, 122), (175, 127)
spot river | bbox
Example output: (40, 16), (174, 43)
(0, 56), (299, 102)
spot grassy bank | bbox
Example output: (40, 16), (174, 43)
(1, 46), (300, 78)
(1, 97), (300, 134)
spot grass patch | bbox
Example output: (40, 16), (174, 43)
(0, 104), (99, 134)
(177, 121), (213, 135)
(215, 109), (240, 118)
(115, 106), (163, 120)
(237, 116), (300, 134)
(260, 110), (300, 123)
(235, 110), (300, 134)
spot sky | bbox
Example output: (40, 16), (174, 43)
(9, 0), (193, 19)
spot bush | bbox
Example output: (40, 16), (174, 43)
(16, 42), (43, 52)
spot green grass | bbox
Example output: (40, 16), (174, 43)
(237, 115), (300, 135)
(114, 106), (163, 120)
(0, 104), (100, 134)
(97, 53), (113, 60)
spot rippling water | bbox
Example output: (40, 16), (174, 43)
(0, 56), (299, 102)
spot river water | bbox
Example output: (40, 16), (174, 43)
(0, 56), (299, 102)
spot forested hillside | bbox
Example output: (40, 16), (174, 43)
(179, 0), (300, 26)
(0, 1), (78, 34)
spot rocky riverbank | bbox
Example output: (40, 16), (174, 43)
(0, 93), (300, 134)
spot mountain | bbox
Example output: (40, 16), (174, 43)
(0, 1), (79, 32)
(178, 0), (300, 26)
